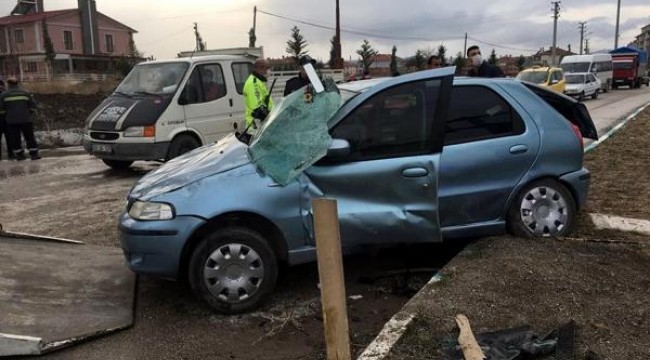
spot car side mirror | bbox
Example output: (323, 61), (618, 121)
(326, 139), (351, 160)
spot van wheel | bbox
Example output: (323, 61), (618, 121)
(167, 134), (200, 160)
(507, 179), (576, 238)
(578, 91), (585, 101)
(188, 227), (278, 314)
(591, 89), (599, 99)
(102, 159), (133, 170)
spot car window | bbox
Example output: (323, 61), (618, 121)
(331, 79), (441, 161)
(232, 62), (253, 94)
(181, 64), (227, 105)
(553, 71), (562, 82)
(590, 74), (597, 83)
(444, 86), (525, 145)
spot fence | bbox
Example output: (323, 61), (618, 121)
(19, 72), (120, 83)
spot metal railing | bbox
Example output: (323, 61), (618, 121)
(19, 72), (120, 82)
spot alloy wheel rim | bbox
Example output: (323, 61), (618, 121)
(203, 243), (264, 303)
(519, 186), (569, 237)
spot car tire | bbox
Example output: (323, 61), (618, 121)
(612, 83), (618, 90)
(188, 227), (278, 314)
(507, 179), (577, 238)
(102, 159), (133, 170)
(578, 91), (585, 101)
(167, 134), (200, 161)
(591, 89), (599, 99)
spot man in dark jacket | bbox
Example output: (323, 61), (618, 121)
(283, 58), (316, 96)
(0, 77), (40, 161)
(0, 79), (15, 160)
(466, 45), (505, 78)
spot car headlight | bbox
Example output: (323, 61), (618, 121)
(123, 125), (155, 137)
(128, 201), (174, 220)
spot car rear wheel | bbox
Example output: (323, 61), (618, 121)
(167, 134), (200, 161)
(102, 159), (133, 170)
(188, 227), (278, 314)
(507, 179), (576, 238)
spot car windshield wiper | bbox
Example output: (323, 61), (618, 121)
(133, 91), (160, 97)
(114, 91), (132, 98)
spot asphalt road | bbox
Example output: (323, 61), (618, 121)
(0, 85), (648, 359)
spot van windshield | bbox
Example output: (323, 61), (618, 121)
(116, 62), (189, 96)
(561, 62), (590, 73)
(613, 61), (633, 70)
(516, 71), (548, 84)
(565, 74), (585, 84)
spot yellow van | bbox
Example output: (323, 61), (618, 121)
(516, 66), (566, 93)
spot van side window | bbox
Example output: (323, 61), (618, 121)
(182, 64), (227, 105)
(232, 62), (253, 94)
(444, 86), (525, 145)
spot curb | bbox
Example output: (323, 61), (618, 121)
(584, 101), (650, 153)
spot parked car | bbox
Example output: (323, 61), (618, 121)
(564, 73), (601, 100)
(516, 66), (566, 93)
(119, 68), (598, 314)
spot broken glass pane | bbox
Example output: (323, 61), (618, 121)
(249, 79), (341, 186)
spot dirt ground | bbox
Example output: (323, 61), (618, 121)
(32, 93), (105, 131)
(387, 108), (650, 359)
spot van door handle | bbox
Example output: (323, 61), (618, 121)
(229, 98), (233, 107)
(402, 167), (429, 178)
(509, 145), (528, 154)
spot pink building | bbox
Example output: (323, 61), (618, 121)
(0, 0), (137, 80)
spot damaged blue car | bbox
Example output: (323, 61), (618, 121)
(119, 67), (598, 313)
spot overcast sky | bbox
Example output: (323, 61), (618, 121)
(2, 0), (649, 61)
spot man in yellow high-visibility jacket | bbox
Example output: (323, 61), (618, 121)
(243, 59), (274, 130)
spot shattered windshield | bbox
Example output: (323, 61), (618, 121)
(115, 62), (189, 96)
(248, 79), (342, 185)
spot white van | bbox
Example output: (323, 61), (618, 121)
(560, 54), (613, 92)
(83, 54), (256, 169)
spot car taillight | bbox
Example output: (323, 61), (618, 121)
(570, 123), (583, 148)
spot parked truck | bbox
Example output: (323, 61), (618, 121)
(610, 47), (649, 89)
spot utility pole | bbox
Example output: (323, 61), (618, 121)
(551, 1), (561, 66)
(333, 0), (343, 69)
(614, 0), (621, 48)
(585, 38), (590, 54)
(578, 22), (586, 55)
(194, 23), (205, 52)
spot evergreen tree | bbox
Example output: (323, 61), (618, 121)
(390, 45), (398, 75)
(329, 36), (336, 68)
(286, 26), (308, 64)
(248, 28), (256, 48)
(516, 55), (526, 71)
(452, 52), (465, 74)
(356, 39), (378, 73)
(42, 21), (55, 78)
(414, 49), (426, 70)
(488, 49), (498, 65)
(436, 45), (447, 66)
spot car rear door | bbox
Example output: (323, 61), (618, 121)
(522, 82), (598, 139)
(304, 69), (454, 246)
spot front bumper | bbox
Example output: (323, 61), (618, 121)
(560, 167), (591, 210)
(119, 211), (206, 278)
(84, 139), (170, 161)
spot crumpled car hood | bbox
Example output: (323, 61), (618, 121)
(129, 134), (250, 200)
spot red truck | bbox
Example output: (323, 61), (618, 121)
(610, 47), (649, 89)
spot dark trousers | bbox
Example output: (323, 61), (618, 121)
(0, 118), (13, 159)
(7, 122), (38, 156)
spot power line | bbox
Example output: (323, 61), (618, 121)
(467, 36), (537, 53)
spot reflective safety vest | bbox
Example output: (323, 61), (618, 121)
(243, 73), (274, 127)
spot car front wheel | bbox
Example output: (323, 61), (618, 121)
(507, 179), (576, 238)
(189, 227), (278, 314)
(591, 89), (599, 99)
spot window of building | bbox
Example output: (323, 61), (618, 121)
(14, 29), (24, 44)
(331, 79), (441, 161)
(26, 61), (38, 73)
(232, 62), (253, 94)
(105, 34), (114, 53)
(444, 86), (525, 145)
(63, 30), (73, 50)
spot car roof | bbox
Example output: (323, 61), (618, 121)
(521, 66), (561, 72)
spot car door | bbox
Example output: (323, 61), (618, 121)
(304, 71), (454, 246)
(181, 63), (235, 143)
(438, 85), (539, 228)
(588, 73), (600, 94)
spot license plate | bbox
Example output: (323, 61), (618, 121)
(92, 143), (113, 153)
